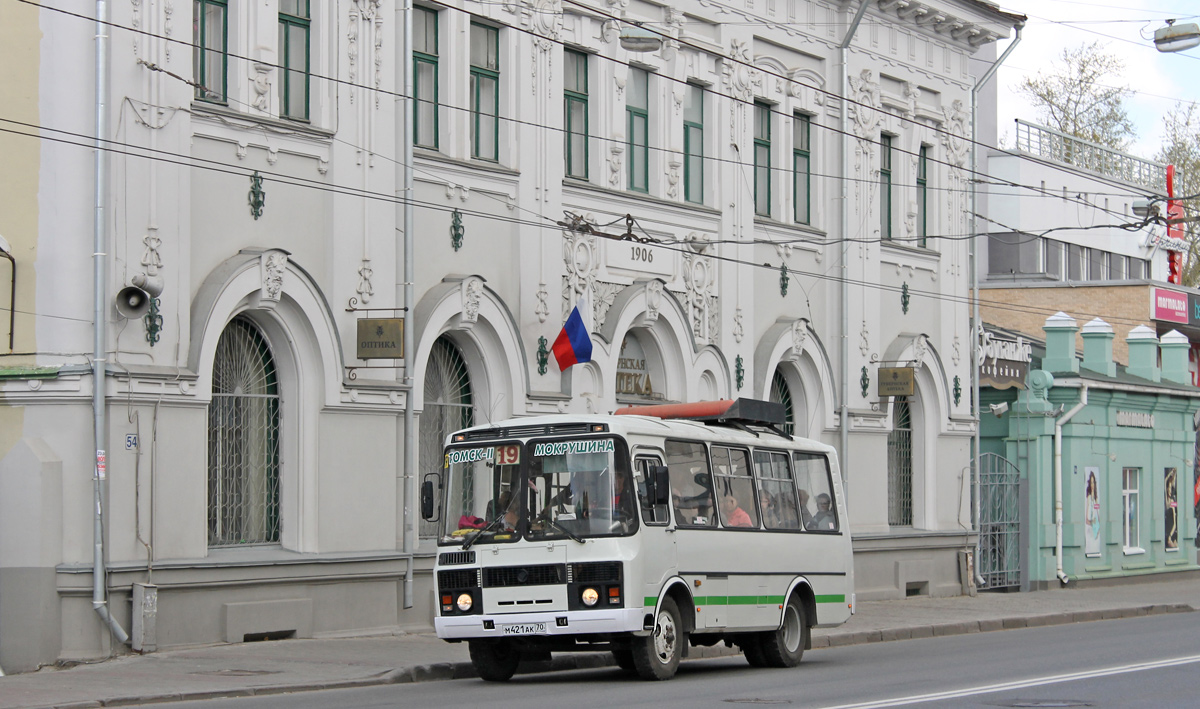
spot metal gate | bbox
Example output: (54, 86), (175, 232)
(977, 452), (1021, 589)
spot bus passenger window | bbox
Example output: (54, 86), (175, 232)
(712, 447), (758, 528)
(794, 452), (839, 532)
(665, 441), (715, 527)
(753, 450), (801, 530)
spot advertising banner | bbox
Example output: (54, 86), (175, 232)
(1165, 467), (1179, 552)
(1084, 466), (1101, 557)
(1152, 287), (1188, 324)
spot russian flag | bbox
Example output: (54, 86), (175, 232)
(552, 295), (592, 370)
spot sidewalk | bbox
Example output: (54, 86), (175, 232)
(1, 577), (1196, 709)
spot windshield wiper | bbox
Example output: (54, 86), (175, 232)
(462, 511), (509, 551)
(543, 516), (585, 544)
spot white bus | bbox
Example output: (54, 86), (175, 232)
(424, 398), (854, 681)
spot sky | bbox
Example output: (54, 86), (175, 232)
(991, 0), (1200, 159)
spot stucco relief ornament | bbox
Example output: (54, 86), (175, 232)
(667, 160), (681, 199)
(131, 0), (141, 55)
(535, 283), (550, 323)
(952, 335), (961, 367)
(643, 280), (663, 324)
(788, 319), (808, 362)
(252, 64), (271, 112)
(348, 6), (360, 103)
(261, 250), (288, 302)
(721, 40), (759, 102)
(859, 321), (870, 358)
(608, 145), (625, 188)
(733, 307), (745, 344)
(659, 6), (683, 61)
(141, 233), (163, 275)
(684, 249), (714, 342)
(563, 222), (599, 310)
(163, 1), (175, 59)
(941, 100), (970, 168)
(902, 81), (920, 117)
(848, 69), (882, 140)
(461, 277), (484, 325)
(357, 261), (374, 303)
(912, 334), (928, 369)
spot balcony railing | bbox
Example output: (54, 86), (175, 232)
(1014, 119), (1166, 193)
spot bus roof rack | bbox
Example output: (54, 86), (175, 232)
(613, 398), (789, 438)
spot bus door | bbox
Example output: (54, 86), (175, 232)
(634, 454), (676, 608)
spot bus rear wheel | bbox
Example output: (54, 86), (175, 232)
(757, 595), (807, 668)
(631, 596), (683, 680)
(469, 639), (522, 682)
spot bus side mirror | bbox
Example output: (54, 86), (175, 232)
(421, 479), (436, 521)
(653, 466), (671, 506)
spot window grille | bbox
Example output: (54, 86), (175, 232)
(208, 316), (281, 546)
(887, 398), (912, 526)
(769, 370), (795, 436)
(419, 337), (474, 538)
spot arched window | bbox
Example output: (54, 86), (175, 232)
(419, 336), (474, 538)
(887, 399), (913, 526)
(769, 369), (795, 436)
(208, 316), (281, 546)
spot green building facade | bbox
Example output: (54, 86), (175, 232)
(980, 313), (1200, 590)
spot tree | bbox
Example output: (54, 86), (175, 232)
(1157, 103), (1200, 287)
(1018, 42), (1135, 150)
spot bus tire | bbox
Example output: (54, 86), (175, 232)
(758, 595), (807, 668)
(612, 644), (637, 673)
(631, 596), (683, 680)
(741, 635), (768, 667)
(469, 639), (522, 682)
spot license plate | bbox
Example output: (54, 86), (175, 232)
(501, 622), (547, 636)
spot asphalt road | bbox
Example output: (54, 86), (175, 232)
(145, 612), (1200, 708)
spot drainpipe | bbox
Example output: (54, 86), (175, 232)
(838, 0), (869, 492)
(401, 0), (417, 608)
(969, 21), (1021, 588)
(1053, 383), (1087, 586)
(93, 0), (130, 644)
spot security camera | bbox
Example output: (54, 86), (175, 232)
(989, 402), (1009, 418)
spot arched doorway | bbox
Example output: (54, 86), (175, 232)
(769, 369), (796, 436)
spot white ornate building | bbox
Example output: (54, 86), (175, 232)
(0, 0), (1021, 670)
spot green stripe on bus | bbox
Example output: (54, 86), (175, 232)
(644, 593), (844, 608)
(815, 594), (846, 603)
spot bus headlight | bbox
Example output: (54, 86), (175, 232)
(457, 593), (473, 612)
(581, 587), (599, 606)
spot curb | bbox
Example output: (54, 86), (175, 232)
(27, 603), (1195, 708)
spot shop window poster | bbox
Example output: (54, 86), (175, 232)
(1165, 467), (1179, 552)
(1084, 466), (1101, 557)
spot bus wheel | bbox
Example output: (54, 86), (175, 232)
(759, 595), (807, 668)
(469, 639), (522, 682)
(741, 636), (768, 667)
(631, 596), (683, 680)
(611, 643), (637, 673)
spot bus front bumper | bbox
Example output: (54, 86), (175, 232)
(435, 607), (646, 640)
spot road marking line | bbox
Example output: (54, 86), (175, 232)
(818, 653), (1200, 709)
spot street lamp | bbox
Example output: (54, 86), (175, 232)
(1154, 20), (1200, 53)
(619, 23), (662, 53)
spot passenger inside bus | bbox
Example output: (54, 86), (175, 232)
(720, 493), (754, 527)
(797, 489), (814, 527)
(807, 493), (836, 530)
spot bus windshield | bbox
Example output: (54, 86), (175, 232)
(440, 437), (636, 545)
